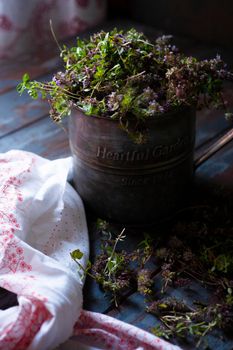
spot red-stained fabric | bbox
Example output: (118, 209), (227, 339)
(0, 0), (106, 60)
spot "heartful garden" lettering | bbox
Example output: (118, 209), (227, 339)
(96, 137), (191, 162)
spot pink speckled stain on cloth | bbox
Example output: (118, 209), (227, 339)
(0, 150), (182, 350)
(0, 0), (106, 60)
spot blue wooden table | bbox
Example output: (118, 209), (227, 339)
(0, 20), (233, 350)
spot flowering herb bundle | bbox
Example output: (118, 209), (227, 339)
(17, 28), (233, 135)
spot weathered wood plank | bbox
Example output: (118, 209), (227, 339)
(0, 117), (70, 159)
(106, 278), (233, 350)
(0, 56), (62, 95)
(108, 292), (161, 333)
(195, 82), (233, 149)
(0, 89), (49, 138)
(195, 111), (232, 150)
(196, 139), (233, 187)
(0, 22), (108, 95)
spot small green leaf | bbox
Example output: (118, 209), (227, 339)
(70, 249), (84, 260)
(225, 112), (233, 122)
(158, 303), (168, 309)
(23, 73), (30, 83)
(96, 218), (109, 230)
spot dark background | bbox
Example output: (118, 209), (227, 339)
(108, 0), (233, 49)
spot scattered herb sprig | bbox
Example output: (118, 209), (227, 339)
(149, 300), (222, 348)
(71, 222), (154, 306)
(71, 191), (233, 348)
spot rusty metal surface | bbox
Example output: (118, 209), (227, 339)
(69, 107), (196, 224)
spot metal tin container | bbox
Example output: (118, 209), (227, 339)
(69, 107), (196, 224)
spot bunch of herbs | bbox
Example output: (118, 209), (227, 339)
(17, 28), (233, 142)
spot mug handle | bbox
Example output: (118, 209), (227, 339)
(194, 128), (233, 169)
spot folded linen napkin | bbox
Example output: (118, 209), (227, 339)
(0, 150), (181, 350)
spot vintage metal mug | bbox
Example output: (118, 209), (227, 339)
(69, 107), (196, 224)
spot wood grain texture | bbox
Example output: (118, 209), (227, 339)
(196, 139), (233, 189)
(106, 278), (233, 350)
(0, 90), (49, 138)
(0, 56), (61, 96)
(0, 22), (107, 96)
(0, 117), (70, 159)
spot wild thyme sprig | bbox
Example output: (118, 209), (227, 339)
(71, 197), (233, 346)
(18, 28), (233, 139)
(71, 225), (155, 307)
(148, 298), (228, 348)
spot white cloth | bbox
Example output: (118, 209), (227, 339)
(0, 150), (181, 350)
(0, 150), (88, 349)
